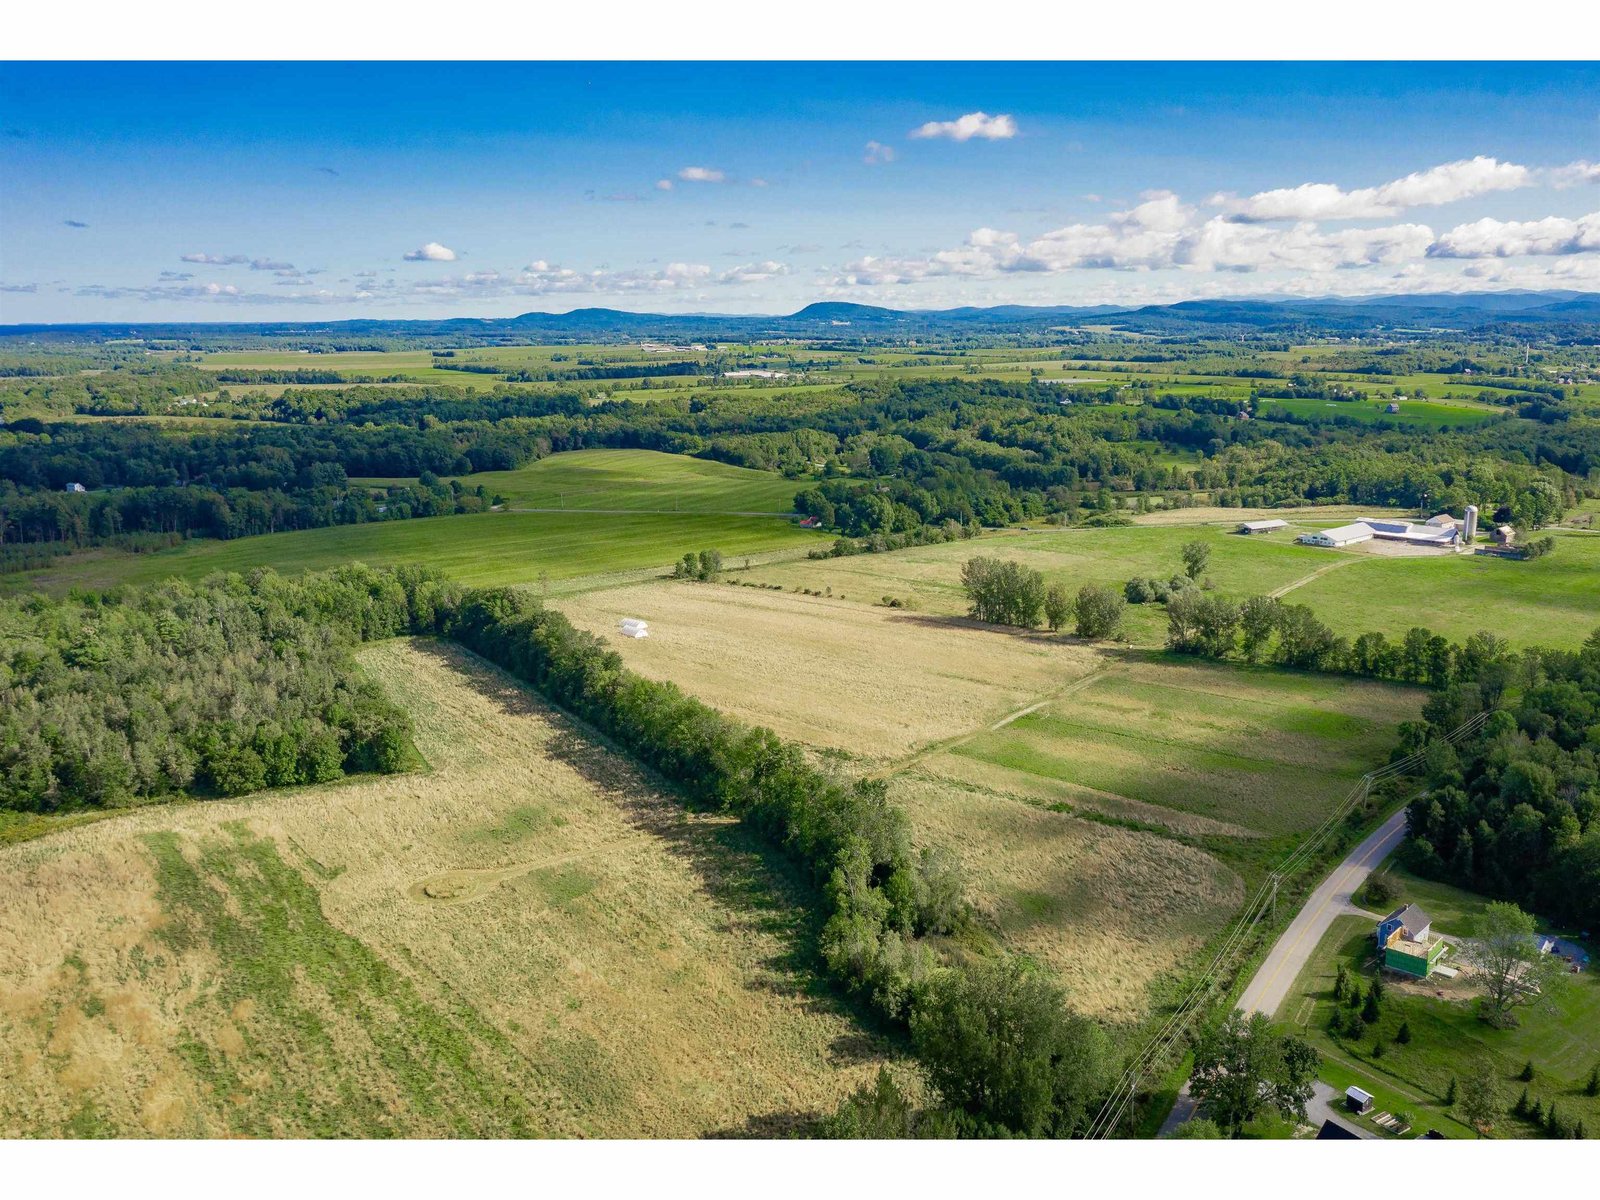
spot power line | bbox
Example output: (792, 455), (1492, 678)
(1084, 708), (1491, 1138)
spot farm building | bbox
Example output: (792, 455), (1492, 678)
(1237, 519), (1289, 535)
(1359, 518), (1459, 546)
(1494, 525), (1516, 547)
(1298, 523), (1374, 548)
(63, 482), (88, 494)
(1425, 513), (1458, 530)
(1346, 1086), (1374, 1115)
(1385, 401), (1402, 414)
(1377, 903), (1448, 979)
(617, 618), (650, 639)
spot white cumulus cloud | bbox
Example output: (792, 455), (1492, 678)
(403, 242), (458, 262)
(863, 141), (895, 165)
(677, 166), (726, 183)
(908, 111), (1017, 142)
(1222, 156), (1532, 221)
(1428, 211), (1600, 258)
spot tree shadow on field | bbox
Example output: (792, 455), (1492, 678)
(882, 610), (1070, 644)
(703, 1108), (826, 1139)
(430, 638), (905, 1054)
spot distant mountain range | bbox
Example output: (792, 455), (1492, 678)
(7, 291), (1600, 343)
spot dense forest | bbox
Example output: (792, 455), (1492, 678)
(0, 566), (423, 811)
(1402, 631), (1600, 934)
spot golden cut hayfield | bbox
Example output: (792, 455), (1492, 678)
(0, 640), (896, 1139)
(554, 581), (1103, 761)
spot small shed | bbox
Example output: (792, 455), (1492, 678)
(1346, 1086), (1374, 1115)
(618, 618), (650, 639)
(1494, 525), (1516, 547)
(1386, 401), (1402, 414)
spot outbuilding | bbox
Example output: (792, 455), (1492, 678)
(1298, 523), (1374, 548)
(1346, 1086), (1374, 1115)
(1237, 519), (1289, 535)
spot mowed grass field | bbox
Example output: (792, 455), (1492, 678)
(354, 449), (804, 514)
(0, 640), (896, 1138)
(554, 581), (1103, 761)
(935, 656), (1425, 838)
(1289, 531), (1600, 650)
(748, 523), (1600, 651)
(11, 510), (825, 597)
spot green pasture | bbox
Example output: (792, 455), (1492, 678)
(354, 448), (804, 514)
(10, 510), (825, 596)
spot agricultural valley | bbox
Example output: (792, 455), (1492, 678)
(5, 299), (1600, 1142)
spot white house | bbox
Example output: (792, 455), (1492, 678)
(1298, 523), (1374, 548)
(63, 482), (88, 494)
(1238, 519), (1289, 535)
(618, 618), (650, 639)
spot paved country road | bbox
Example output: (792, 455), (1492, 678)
(1236, 806), (1405, 1016)
(1156, 806), (1407, 1137)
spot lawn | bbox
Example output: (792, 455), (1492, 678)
(354, 448), (804, 515)
(0, 639), (897, 1138)
(1276, 913), (1600, 1139)
(9, 509), (826, 596)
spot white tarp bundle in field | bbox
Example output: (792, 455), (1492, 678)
(618, 618), (650, 639)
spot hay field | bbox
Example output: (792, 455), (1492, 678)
(891, 773), (1243, 1019)
(942, 656), (1425, 837)
(0, 640), (895, 1139)
(553, 581), (1103, 761)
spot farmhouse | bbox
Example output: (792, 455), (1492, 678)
(1377, 903), (1448, 979)
(63, 482), (88, 493)
(1298, 523), (1374, 548)
(1237, 518), (1289, 535)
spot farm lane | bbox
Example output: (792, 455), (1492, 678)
(865, 667), (1113, 781)
(1267, 555), (1362, 600)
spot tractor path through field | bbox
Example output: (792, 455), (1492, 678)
(406, 836), (639, 906)
(1268, 555), (1362, 599)
(867, 667), (1113, 781)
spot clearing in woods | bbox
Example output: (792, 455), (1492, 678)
(0, 639), (896, 1138)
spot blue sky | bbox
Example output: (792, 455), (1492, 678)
(3, 62), (1600, 321)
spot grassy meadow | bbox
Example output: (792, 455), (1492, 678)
(0, 640), (896, 1138)
(355, 448), (803, 514)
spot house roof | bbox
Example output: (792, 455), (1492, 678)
(1346, 1085), (1373, 1103)
(1318, 1119), (1361, 1139)
(1383, 903), (1432, 932)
